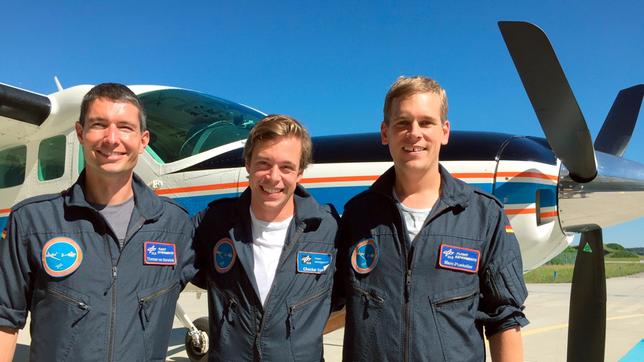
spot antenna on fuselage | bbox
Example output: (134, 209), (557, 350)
(54, 76), (63, 91)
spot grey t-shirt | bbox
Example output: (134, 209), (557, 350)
(91, 197), (135, 249)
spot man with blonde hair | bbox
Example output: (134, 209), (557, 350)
(193, 114), (338, 361)
(336, 76), (528, 361)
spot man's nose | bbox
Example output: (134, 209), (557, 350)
(408, 121), (422, 139)
(266, 165), (280, 180)
(104, 124), (119, 144)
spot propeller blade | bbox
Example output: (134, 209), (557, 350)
(0, 83), (51, 126)
(498, 21), (597, 182)
(594, 84), (644, 157)
(567, 228), (606, 362)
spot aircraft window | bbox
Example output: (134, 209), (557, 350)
(0, 145), (27, 188)
(38, 135), (66, 181)
(140, 89), (264, 163)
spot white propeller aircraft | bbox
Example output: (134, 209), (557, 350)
(1, 21), (642, 361)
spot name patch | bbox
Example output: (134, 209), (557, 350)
(42, 237), (83, 277)
(214, 238), (236, 273)
(297, 251), (332, 274)
(351, 239), (378, 274)
(438, 244), (480, 273)
(144, 241), (177, 265)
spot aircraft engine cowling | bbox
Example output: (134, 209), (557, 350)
(558, 151), (644, 232)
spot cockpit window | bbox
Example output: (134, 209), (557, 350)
(139, 89), (264, 164)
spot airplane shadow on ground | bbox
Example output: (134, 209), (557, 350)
(166, 327), (191, 362)
(12, 328), (192, 362)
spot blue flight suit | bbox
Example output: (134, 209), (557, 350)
(0, 172), (195, 361)
(193, 185), (338, 361)
(336, 166), (529, 362)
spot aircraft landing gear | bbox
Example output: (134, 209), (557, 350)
(185, 317), (209, 362)
(175, 303), (209, 361)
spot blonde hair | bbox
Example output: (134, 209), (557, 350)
(383, 76), (448, 123)
(243, 114), (313, 171)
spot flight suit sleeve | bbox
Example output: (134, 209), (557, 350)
(190, 209), (209, 290)
(478, 206), (529, 337)
(331, 205), (352, 311)
(179, 216), (197, 289)
(0, 212), (31, 329)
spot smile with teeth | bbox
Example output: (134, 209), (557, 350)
(97, 150), (126, 158)
(403, 145), (426, 152)
(261, 185), (283, 194)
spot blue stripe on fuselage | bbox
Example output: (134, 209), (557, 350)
(0, 181), (554, 232)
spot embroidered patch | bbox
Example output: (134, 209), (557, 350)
(42, 237), (83, 277)
(438, 244), (480, 273)
(505, 225), (514, 234)
(214, 238), (236, 273)
(144, 241), (177, 265)
(297, 251), (332, 274)
(351, 239), (378, 274)
(1, 228), (6, 240)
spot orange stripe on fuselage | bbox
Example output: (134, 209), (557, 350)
(0, 208), (11, 214)
(496, 171), (558, 181)
(152, 172), (556, 196)
(155, 181), (245, 195)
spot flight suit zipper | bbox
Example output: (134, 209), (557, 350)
(105, 214), (146, 362)
(255, 222), (305, 359)
(48, 288), (90, 311)
(138, 281), (179, 322)
(287, 287), (330, 330)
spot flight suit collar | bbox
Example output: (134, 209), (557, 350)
(64, 171), (164, 222)
(228, 184), (324, 307)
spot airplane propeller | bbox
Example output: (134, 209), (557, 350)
(499, 21), (644, 362)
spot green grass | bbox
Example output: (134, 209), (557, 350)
(524, 262), (644, 283)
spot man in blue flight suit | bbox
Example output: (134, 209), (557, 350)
(0, 83), (195, 361)
(193, 115), (338, 361)
(336, 76), (528, 361)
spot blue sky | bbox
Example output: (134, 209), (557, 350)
(2, 0), (643, 246)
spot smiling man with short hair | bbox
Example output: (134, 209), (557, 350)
(193, 114), (338, 361)
(336, 76), (528, 362)
(0, 83), (195, 361)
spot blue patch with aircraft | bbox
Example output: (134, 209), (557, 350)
(144, 241), (177, 265)
(297, 251), (332, 274)
(438, 244), (480, 273)
(214, 238), (236, 273)
(42, 237), (83, 277)
(351, 239), (379, 274)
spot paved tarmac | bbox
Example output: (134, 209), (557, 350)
(12, 272), (644, 361)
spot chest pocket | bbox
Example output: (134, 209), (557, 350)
(429, 279), (484, 362)
(30, 285), (91, 362)
(138, 279), (181, 361)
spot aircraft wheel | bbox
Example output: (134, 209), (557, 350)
(185, 317), (209, 362)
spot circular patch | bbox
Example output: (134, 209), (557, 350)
(351, 239), (379, 274)
(214, 238), (237, 273)
(42, 237), (83, 278)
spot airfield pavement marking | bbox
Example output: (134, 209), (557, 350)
(522, 313), (644, 337)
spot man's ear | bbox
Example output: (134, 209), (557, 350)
(139, 130), (150, 154)
(380, 121), (389, 145)
(75, 122), (84, 143)
(441, 120), (450, 145)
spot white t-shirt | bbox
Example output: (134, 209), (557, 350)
(393, 189), (432, 244)
(250, 208), (293, 305)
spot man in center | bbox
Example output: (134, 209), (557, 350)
(193, 115), (338, 361)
